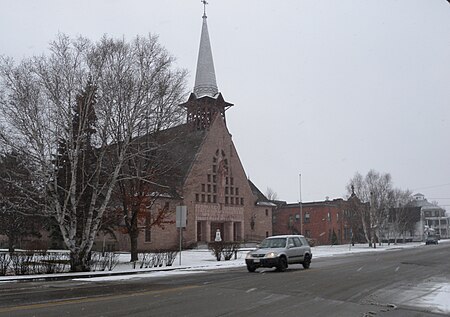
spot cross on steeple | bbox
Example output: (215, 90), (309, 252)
(201, 0), (208, 18)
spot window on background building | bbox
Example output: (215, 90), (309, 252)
(207, 174), (211, 182)
(266, 209), (269, 216)
(207, 184), (211, 192)
(225, 197), (229, 204)
(213, 195), (217, 203)
(201, 184), (205, 192)
(344, 227), (351, 240)
(305, 230), (311, 238)
(304, 213), (310, 223)
(327, 212), (331, 222)
(236, 187), (239, 195)
(241, 198), (244, 205)
(195, 194), (199, 202)
(295, 214), (300, 222)
(201, 194), (205, 203)
(207, 195), (211, 203)
(266, 231), (269, 237)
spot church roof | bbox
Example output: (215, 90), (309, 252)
(193, 11), (218, 98)
(140, 124), (207, 196)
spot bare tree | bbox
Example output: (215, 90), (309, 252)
(0, 34), (187, 271)
(0, 152), (44, 252)
(346, 170), (395, 247)
(266, 187), (278, 201)
(346, 173), (372, 245)
(388, 189), (415, 244)
(115, 138), (178, 262)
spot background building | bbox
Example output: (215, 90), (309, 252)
(407, 193), (449, 239)
(272, 197), (366, 246)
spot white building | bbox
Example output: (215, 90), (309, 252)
(408, 193), (449, 239)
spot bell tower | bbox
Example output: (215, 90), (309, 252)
(181, 1), (233, 130)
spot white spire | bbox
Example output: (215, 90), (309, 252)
(193, 4), (218, 98)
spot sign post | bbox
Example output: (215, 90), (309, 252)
(176, 206), (187, 265)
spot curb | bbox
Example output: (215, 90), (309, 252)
(0, 266), (196, 283)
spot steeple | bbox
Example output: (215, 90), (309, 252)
(193, 1), (218, 98)
(181, 1), (233, 130)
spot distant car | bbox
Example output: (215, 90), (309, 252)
(245, 235), (312, 272)
(425, 234), (439, 245)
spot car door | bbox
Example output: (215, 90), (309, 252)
(286, 237), (301, 264)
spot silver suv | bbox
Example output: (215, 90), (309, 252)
(245, 235), (312, 272)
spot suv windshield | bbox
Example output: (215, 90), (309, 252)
(259, 238), (287, 248)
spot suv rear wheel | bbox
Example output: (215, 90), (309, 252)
(302, 254), (311, 269)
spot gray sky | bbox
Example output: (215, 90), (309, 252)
(1, 0), (449, 207)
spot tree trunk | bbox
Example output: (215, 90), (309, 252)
(129, 215), (139, 262)
(130, 231), (139, 262)
(70, 250), (90, 272)
(8, 236), (16, 254)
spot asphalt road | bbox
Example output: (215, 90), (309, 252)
(1, 243), (449, 317)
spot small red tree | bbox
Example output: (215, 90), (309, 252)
(116, 178), (175, 262)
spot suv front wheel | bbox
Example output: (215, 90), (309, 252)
(247, 264), (256, 272)
(277, 257), (288, 272)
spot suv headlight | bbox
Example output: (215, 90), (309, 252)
(246, 252), (254, 259)
(265, 252), (278, 258)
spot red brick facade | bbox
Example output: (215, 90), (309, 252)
(273, 199), (357, 246)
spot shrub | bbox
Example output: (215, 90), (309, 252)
(208, 242), (223, 261)
(222, 242), (241, 260)
(208, 242), (241, 261)
(0, 253), (11, 276)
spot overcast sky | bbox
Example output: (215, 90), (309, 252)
(1, 0), (449, 208)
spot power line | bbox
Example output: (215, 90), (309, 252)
(412, 183), (450, 191)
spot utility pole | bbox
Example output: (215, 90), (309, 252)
(299, 173), (303, 235)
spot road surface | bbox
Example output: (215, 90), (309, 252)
(0, 243), (449, 316)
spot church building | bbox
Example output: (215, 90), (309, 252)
(107, 7), (274, 251)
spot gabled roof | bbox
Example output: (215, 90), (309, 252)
(139, 123), (207, 196)
(248, 179), (276, 207)
(406, 196), (444, 211)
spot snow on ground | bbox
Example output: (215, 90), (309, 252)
(0, 240), (448, 282)
(401, 279), (450, 315)
(72, 241), (430, 282)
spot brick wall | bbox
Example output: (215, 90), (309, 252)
(273, 199), (352, 246)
